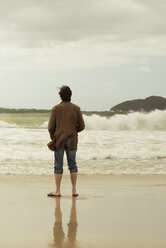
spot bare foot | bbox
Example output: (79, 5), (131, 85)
(47, 192), (61, 197)
(72, 193), (79, 197)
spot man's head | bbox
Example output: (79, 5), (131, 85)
(59, 85), (72, 102)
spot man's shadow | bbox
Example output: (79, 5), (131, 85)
(49, 197), (78, 248)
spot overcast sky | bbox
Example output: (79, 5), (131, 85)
(0, 0), (166, 110)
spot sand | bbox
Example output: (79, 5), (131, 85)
(0, 174), (166, 248)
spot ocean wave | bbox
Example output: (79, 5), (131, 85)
(84, 110), (166, 131)
(41, 110), (166, 131)
(1, 110), (166, 130)
(40, 121), (48, 128)
(0, 127), (166, 175)
(0, 121), (18, 128)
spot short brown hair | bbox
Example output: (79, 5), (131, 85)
(59, 85), (72, 101)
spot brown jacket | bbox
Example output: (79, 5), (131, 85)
(48, 101), (85, 150)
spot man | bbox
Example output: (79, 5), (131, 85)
(47, 85), (85, 197)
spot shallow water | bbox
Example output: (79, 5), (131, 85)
(0, 112), (166, 175)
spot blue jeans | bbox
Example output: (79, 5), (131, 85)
(54, 138), (78, 174)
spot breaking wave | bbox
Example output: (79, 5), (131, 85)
(84, 110), (166, 130)
(0, 121), (18, 128)
(1, 110), (166, 130)
(40, 110), (166, 130)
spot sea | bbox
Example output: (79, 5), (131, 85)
(0, 110), (166, 175)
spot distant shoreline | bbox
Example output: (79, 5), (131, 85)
(0, 107), (113, 116)
(0, 107), (50, 114)
(1, 107), (165, 117)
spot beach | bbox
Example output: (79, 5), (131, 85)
(0, 174), (166, 248)
(1, 112), (166, 247)
(1, 0), (166, 246)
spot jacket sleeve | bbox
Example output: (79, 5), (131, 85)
(77, 107), (85, 132)
(48, 108), (56, 139)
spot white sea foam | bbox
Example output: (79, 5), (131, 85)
(40, 121), (48, 128)
(0, 121), (18, 128)
(1, 111), (166, 175)
(0, 127), (166, 175)
(84, 110), (166, 131)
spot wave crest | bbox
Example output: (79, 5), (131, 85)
(84, 110), (166, 130)
(0, 121), (18, 128)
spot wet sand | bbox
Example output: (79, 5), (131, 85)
(0, 174), (166, 248)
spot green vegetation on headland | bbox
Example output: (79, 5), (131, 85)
(0, 107), (129, 117)
(0, 107), (50, 114)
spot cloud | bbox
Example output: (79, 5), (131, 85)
(0, 0), (166, 68)
(0, 0), (166, 44)
(134, 66), (152, 72)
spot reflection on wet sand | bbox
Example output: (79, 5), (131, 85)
(49, 198), (78, 248)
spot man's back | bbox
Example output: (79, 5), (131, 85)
(48, 101), (85, 149)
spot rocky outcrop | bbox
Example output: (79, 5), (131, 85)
(111, 96), (166, 112)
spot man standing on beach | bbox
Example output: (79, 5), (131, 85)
(47, 85), (85, 197)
